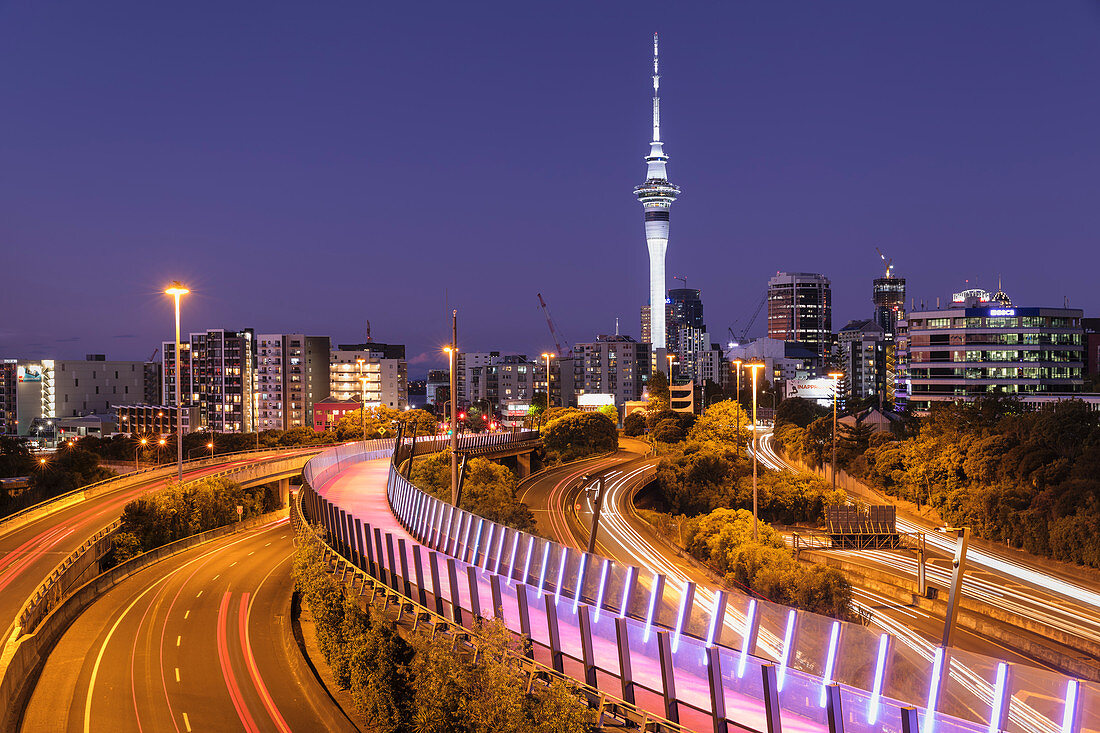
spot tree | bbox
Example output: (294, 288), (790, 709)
(775, 396), (827, 429)
(31, 448), (113, 497)
(0, 438), (35, 478)
(541, 411), (618, 463)
(647, 370), (670, 411)
(598, 404), (618, 426)
(689, 399), (750, 445)
(623, 412), (646, 437)
(651, 418), (685, 444)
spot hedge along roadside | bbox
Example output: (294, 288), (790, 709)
(0, 445), (323, 537)
(0, 509), (288, 732)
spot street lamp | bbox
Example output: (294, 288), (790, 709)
(358, 376), (369, 443)
(157, 437), (167, 466)
(732, 359), (743, 452)
(746, 362), (765, 541)
(208, 440), (215, 459)
(541, 352), (555, 409)
(136, 437), (148, 471)
(667, 354), (675, 378)
(165, 281), (189, 484)
(828, 371), (844, 493)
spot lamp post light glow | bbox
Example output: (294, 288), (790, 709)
(445, 321), (458, 504)
(732, 359), (743, 452)
(164, 282), (189, 483)
(136, 436), (148, 472)
(828, 371), (844, 493)
(207, 440), (214, 459)
(541, 353), (555, 409)
(746, 362), (765, 541)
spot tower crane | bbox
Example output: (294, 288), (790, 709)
(876, 247), (895, 278)
(728, 294), (766, 346)
(536, 293), (571, 357)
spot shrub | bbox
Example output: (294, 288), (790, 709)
(623, 412), (646, 437)
(541, 411), (618, 464)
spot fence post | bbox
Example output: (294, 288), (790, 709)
(373, 527), (387, 586)
(762, 664), (783, 733)
(489, 574), (504, 620)
(353, 518), (366, 572)
(577, 604), (598, 689)
(826, 684), (845, 733)
(397, 538), (412, 598)
(900, 707), (919, 733)
(385, 533), (400, 590)
(363, 522), (377, 578)
(545, 594), (564, 673)
(428, 550), (445, 616)
(466, 565), (482, 622)
(615, 617), (635, 705)
(412, 544), (427, 607)
(446, 557), (463, 626)
(516, 583), (533, 658)
(656, 629), (679, 724)
(707, 646), (727, 733)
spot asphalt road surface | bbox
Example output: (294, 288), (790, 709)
(22, 516), (355, 733)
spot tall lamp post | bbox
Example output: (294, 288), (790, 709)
(358, 376), (369, 442)
(541, 352), (555, 409)
(747, 362), (765, 540)
(446, 309), (458, 505)
(136, 437), (148, 472)
(732, 359), (743, 452)
(164, 282), (189, 484)
(667, 354), (675, 377)
(828, 371), (844, 493)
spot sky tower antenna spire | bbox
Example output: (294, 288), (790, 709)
(652, 32), (661, 142)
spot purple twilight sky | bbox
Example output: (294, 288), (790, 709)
(2, 2), (1099, 375)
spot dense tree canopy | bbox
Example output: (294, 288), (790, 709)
(777, 397), (1100, 567)
(775, 396), (828, 429)
(540, 411), (618, 464)
(411, 451), (536, 532)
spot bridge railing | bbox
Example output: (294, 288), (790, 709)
(301, 439), (1097, 733)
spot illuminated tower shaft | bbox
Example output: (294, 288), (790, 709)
(634, 33), (680, 355)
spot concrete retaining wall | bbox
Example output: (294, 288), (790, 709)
(0, 510), (286, 732)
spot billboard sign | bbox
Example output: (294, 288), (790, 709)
(785, 378), (836, 406)
(17, 366), (42, 383)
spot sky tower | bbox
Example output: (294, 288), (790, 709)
(634, 32), (681, 363)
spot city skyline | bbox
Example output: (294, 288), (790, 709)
(3, 2), (1100, 369)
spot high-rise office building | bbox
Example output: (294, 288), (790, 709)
(895, 288), (1087, 412)
(873, 271), (906, 339)
(634, 33), (680, 363)
(330, 347), (407, 410)
(767, 272), (832, 361)
(837, 320), (888, 403)
(255, 335), (330, 430)
(575, 335), (651, 407)
(164, 328), (255, 433)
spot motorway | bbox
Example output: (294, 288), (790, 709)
(518, 435), (1093, 731)
(0, 448), (319, 645)
(754, 431), (1100, 674)
(21, 516), (355, 732)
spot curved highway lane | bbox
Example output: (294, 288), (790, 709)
(22, 515), (355, 733)
(0, 448), (319, 644)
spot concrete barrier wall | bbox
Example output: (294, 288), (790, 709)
(0, 510), (286, 732)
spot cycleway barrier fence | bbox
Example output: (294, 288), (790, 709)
(303, 439), (1098, 733)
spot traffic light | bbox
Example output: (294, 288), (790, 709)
(459, 412), (466, 420)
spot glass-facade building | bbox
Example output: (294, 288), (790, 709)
(896, 298), (1084, 412)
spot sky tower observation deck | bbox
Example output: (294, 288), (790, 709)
(634, 32), (681, 359)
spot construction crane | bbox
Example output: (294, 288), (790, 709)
(728, 294), (766, 346)
(876, 247), (895, 278)
(147, 347), (159, 362)
(536, 293), (571, 357)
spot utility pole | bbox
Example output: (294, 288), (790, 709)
(941, 527), (970, 648)
(449, 310), (459, 505)
(587, 475), (606, 554)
